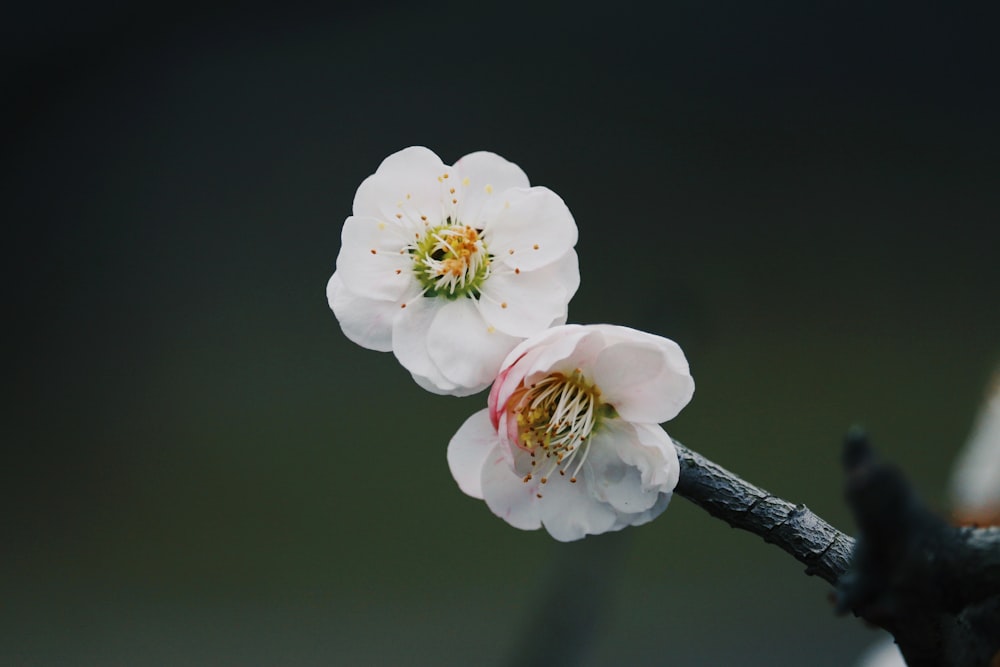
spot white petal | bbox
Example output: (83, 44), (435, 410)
(447, 409), (500, 499)
(604, 420), (679, 491)
(535, 474), (618, 542)
(590, 328), (694, 423)
(612, 492), (673, 530)
(390, 297), (458, 395)
(524, 325), (607, 381)
(481, 448), (543, 531)
(585, 422), (662, 513)
(336, 216), (417, 301)
(327, 272), (403, 352)
(481, 187), (578, 272)
(452, 151), (530, 226)
(426, 298), (520, 392)
(477, 250), (579, 338)
(352, 147), (447, 222)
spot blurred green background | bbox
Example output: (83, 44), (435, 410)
(4, 1), (999, 664)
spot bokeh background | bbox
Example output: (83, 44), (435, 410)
(4, 2), (999, 664)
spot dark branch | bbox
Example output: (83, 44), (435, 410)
(672, 439), (854, 586)
(835, 431), (1000, 667)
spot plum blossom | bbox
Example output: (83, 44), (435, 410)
(447, 324), (695, 541)
(327, 147), (579, 396)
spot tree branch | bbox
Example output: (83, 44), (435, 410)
(835, 431), (1000, 667)
(672, 439), (855, 586)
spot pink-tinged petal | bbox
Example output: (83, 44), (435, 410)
(477, 251), (579, 338)
(336, 216), (417, 301)
(535, 474), (618, 542)
(447, 409), (500, 499)
(390, 297), (458, 395)
(452, 151), (530, 226)
(488, 360), (521, 429)
(584, 422), (662, 513)
(327, 272), (411, 352)
(481, 187), (578, 272)
(481, 450), (543, 531)
(352, 147), (447, 222)
(426, 298), (520, 393)
(589, 327), (694, 423)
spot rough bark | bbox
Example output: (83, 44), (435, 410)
(673, 439), (855, 585)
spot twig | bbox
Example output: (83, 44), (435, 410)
(672, 439), (855, 586)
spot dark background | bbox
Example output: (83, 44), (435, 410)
(4, 2), (999, 664)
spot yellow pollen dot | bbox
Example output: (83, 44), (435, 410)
(504, 201), (510, 208)
(501, 302), (508, 309)
(487, 326), (496, 333)
(508, 249), (515, 255)
(449, 187), (455, 194)
(540, 477), (548, 484)
(395, 213), (402, 219)
(533, 244), (539, 250)
(452, 198), (457, 204)
(399, 250), (405, 254)
(462, 177), (470, 186)
(406, 193), (411, 199)
(442, 173), (449, 179)
(485, 184), (493, 194)
(420, 215), (427, 221)
(377, 222), (385, 230)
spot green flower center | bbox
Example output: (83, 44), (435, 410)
(411, 220), (491, 299)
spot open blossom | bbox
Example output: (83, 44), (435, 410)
(327, 147), (579, 396)
(447, 324), (695, 541)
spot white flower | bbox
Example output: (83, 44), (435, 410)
(447, 324), (695, 541)
(327, 147), (580, 396)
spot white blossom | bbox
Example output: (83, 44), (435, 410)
(328, 147), (579, 396)
(447, 324), (695, 541)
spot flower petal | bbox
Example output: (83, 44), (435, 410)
(623, 423), (681, 491)
(481, 448), (543, 531)
(426, 298), (520, 392)
(535, 474), (618, 542)
(481, 187), (578, 272)
(447, 408), (501, 499)
(590, 328), (694, 423)
(336, 215), (417, 301)
(477, 250), (580, 338)
(585, 421), (663, 513)
(390, 297), (459, 395)
(452, 151), (530, 226)
(611, 492), (673, 531)
(327, 272), (403, 352)
(352, 146), (447, 223)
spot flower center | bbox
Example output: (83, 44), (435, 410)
(411, 220), (491, 299)
(509, 369), (606, 485)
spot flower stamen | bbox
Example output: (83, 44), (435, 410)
(409, 222), (491, 299)
(509, 370), (602, 485)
